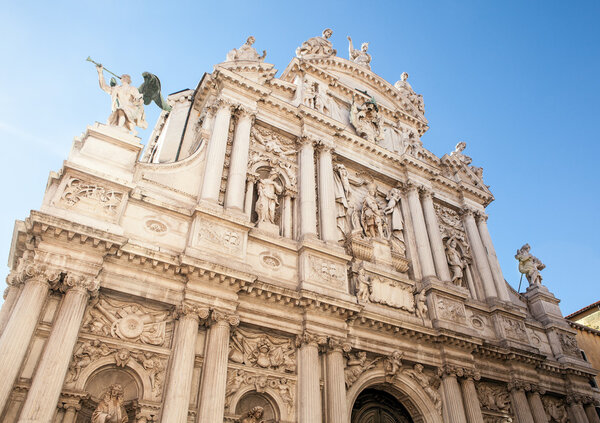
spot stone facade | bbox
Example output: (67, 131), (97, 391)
(0, 31), (599, 423)
(567, 303), (600, 392)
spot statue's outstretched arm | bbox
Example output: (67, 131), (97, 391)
(347, 36), (354, 59)
(96, 66), (110, 94)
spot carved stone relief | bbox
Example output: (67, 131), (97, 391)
(402, 364), (442, 415)
(435, 296), (466, 323)
(434, 203), (467, 241)
(352, 265), (416, 312)
(344, 351), (380, 388)
(559, 333), (579, 357)
(195, 219), (243, 255)
(60, 177), (123, 216)
(476, 380), (512, 422)
(350, 94), (384, 143)
(249, 126), (297, 191)
(542, 396), (568, 423)
(502, 317), (528, 343)
(308, 255), (345, 287)
(229, 328), (296, 373)
(226, 368), (295, 415)
(301, 77), (331, 115)
(92, 383), (128, 423)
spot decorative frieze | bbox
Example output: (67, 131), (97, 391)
(60, 177), (123, 216)
(435, 296), (466, 323)
(225, 368), (295, 414)
(229, 327), (296, 373)
(502, 316), (529, 343)
(307, 254), (346, 287)
(194, 218), (244, 256)
(476, 380), (512, 421)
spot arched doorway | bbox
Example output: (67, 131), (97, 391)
(351, 387), (414, 423)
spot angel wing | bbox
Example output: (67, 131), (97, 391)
(139, 72), (172, 111)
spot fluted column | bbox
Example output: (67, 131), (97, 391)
(283, 194), (293, 238)
(298, 137), (317, 239)
(441, 366), (468, 423)
(317, 142), (337, 242)
(476, 214), (510, 301)
(296, 331), (325, 423)
(0, 280), (22, 335)
(0, 262), (59, 415)
(325, 338), (350, 423)
(461, 208), (498, 300)
(420, 189), (451, 282)
(508, 381), (535, 423)
(61, 402), (81, 423)
(225, 107), (255, 211)
(161, 302), (208, 423)
(244, 175), (256, 218)
(19, 273), (99, 423)
(527, 389), (549, 423)
(585, 403), (600, 423)
(460, 371), (484, 423)
(196, 310), (239, 423)
(567, 395), (591, 423)
(200, 99), (235, 203)
(405, 184), (436, 278)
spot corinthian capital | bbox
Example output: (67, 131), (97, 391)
(326, 336), (351, 353)
(211, 309), (240, 327)
(61, 273), (100, 295)
(295, 330), (328, 348)
(174, 301), (210, 321)
(418, 186), (434, 199)
(214, 97), (237, 112)
(235, 105), (257, 121)
(439, 364), (464, 378)
(7, 254), (61, 287)
(507, 379), (531, 392)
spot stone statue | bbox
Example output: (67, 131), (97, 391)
(451, 142), (483, 178)
(255, 173), (283, 225)
(334, 164), (352, 239)
(347, 36), (371, 69)
(360, 183), (384, 238)
(384, 350), (403, 379)
(445, 237), (467, 287)
(344, 351), (379, 387)
(96, 65), (148, 135)
(515, 243), (545, 286)
(92, 384), (128, 423)
(403, 364), (442, 413)
(302, 79), (330, 115)
(394, 72), (425, 115)
(237, 406), (265, 423)
(355, 267), (371, 303)
(296, 28), (336, 59)
(542, 397), (568, 423)
(384, 188), (406, 255)
(350, 94), (384, 143)
(226, 36), (266, 62)
(414, 288), (428, 319)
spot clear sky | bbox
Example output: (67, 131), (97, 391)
(1, 1), (598, 315)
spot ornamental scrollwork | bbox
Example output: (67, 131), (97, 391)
(229, 327), (295, 373)
(60, 177), (123, 216)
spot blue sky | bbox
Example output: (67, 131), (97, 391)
(1, 1), (598, 315)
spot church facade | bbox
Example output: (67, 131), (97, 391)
(0, 30), (598, 423)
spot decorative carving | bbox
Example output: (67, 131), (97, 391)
(515, 243), (545, 287)
(82, 296), (171, 346)
(344, 351), (380, 388)
(174, 301), (210, 321)
(302, 78), (330, 115)
(236, 406), (265, 423)
(384, 188), (406, 256)
(397, 125), (423, 157)
(196, 219), (243, 254)
(451, 142), (483, 179)
(403, 364), (442, 414)
(308, 255), (345, 286)
(444, 236), (469, 288)
(369, 276), (415, 311)
(360, 182), (385, 238)
(434, 203), (468, 241)
(354, 266), (371, 304)
(226, 368), (295, 415)
(7, 254), (61, 288)
(296, 28), (336, 59)
(249, 126), (297, 190)
(60, 273), (100, 295)
(259, 251), (282, 270)
(255, 172), (283, 225)
(144, 219), (167, 234)
(61, 178), (123, 215)
(229, 328), (296, 373)
(350, 94), (384, 143)
(295, 331), (328, 348)
(476, 381), (511, 414)
(394, 72), (425, 116)
(333, 164), (353, 241)
(542, 396), (568, 423)
(347, 36), (371, 69)
(92, 384), (128, 423)
(226, 36), (266, 62)
(559, 333), (579, 357)
(383, 351), (403, 380)
(436, 297), (466, 323)
(346, 233), (374, 261)
(414, 288), (429, 320)
(502, 317), (528, 342)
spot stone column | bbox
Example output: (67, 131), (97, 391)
(476, 214), (510, 301)
(225, 107), (255, 211)
(0, 263), (59, 414)
(460, 371), (484, 423)
(0, 281), (22, 335)
(196, 310), (239, 423)
(283, 194), (294, 238)
(325, 338), (350, 423)
(405, 184), (436, 278)
(440, 366), (468, 423)
(585, 403), (600, 423)
(244, 175), (256, 218)
(317, 142), (337, 242)
(420, 189), (451, 282)
(19, 273), (99, 423)
(461, 208), (497, 300)
(61, 403), (80, 423)
(298, 137), (317, 239)
(200, 99), (235, 203)
(161, 302), (208, 423)
(567, 395), (591, 423)
(526, 389), (548, 423)
(296, 331), (325, 423)
(508, 382), (535, 423)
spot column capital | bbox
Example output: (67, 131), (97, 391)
(60, 272), (100, 295)
(7, 256), (61, 288)
(439, 364), (464, 378)
(461, 368), (481, 381)
(315, 139), (334, 152)
(299, 135), (318, 147)
(214, 97), (238, 112)
(60, 391), (87, 410)
(210, 309), (240, 327)
(246, 172), (259, 183)
(295, 330), (328, 348)
(507, 379), (532, 393)
(404, 180), (423, 193)
(174, 301), (210, 321)
(418, 186), (434, 199)
(235, 105), (257, 121)
(528, 384), (546, 395)
(475, 212), (489, 223)
(325, 336), (352, 353)
(459, 206), (477, 218)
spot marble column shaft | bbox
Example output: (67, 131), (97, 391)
(441, 373), (468, 423)
(19, 276), (98, 423)
(197, 312), (237, 423)
(462, 210), (497, 299)
(0, 274), (52, 414)
(460, 377), (484, 423)
(161, 307), (204, 423)
(200, 100), (234, 203)
(298, 138), (317, 238)
(0, 284), (22, 335)
(61, 404), (79, 423)
(406, 186), (436, 278)
(420, 190), (451, 282)
(509, 388), (535, 423)
(476, 215), (510, 301)
(283, 195), (293, 238)
(526, 391), (548, 423)
(297, 340), (322, 423)
(224, 108), (254, 211)
(244, 178), (255, 218)
(317, 144), (337, 242)
(325, 347), (348, 423)
(585, 404), (600, 423)
(568, 402), (590, 423)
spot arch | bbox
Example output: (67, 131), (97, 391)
(346, 369), (443, 423)
(228, 385), (289, 421)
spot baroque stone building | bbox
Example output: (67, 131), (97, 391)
(0, 30), (598, 423)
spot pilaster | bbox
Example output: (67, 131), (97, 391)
(298, 136), (318, 239)
(317, 141), (337, 242)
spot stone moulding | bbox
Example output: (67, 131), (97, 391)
(346, 233), (374, 262)
(391, 251), (410, 273)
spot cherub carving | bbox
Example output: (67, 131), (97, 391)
(384, 350), (403, 380)
(344, 351), (380, 387)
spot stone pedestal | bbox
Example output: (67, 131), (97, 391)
(256, 220), (280, 236)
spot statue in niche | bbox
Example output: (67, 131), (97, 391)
(347, 36), (372, 69)
(394, 72), (425, 115)
(302, 79), (330, 115)
(383, 188), (406, 255)
(398, 126), (422, 157)
(255, 172), (283, 225)
(451, 142), (483, 178)
(350, 94), (385, 143)
(333, 164), (352, 240)
(344, 351), (379, 387)
(414, 288), (428, 319)
(445, 237), (468, 287)
(92, 384), (128, 423)
(360, 183), (384, 238)
(296, 28), (336, 59)
(515, 243), (545, 286)
(354, 267), (371, 303)
(226, 36), (266, 62)
(384, 350), (403, 380)
(237, 406), (265, 423)
(96, 65), (148, 136)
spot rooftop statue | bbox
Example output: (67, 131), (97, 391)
(226, 36), (266, 62)
(296, 28), (336, 59)
(394, 72), (425, 115)
(350, 93), (384, 143)
(347, 36), (371, 69)
(451, 141), (483, 178)
(515, 243), (546, 287)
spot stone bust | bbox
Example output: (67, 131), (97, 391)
(92, 384), (128, 423)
